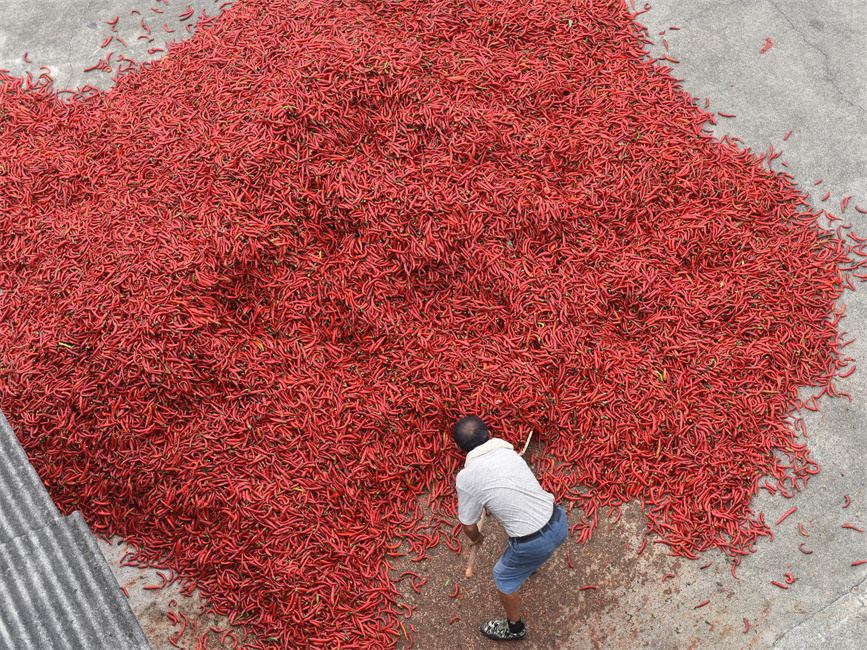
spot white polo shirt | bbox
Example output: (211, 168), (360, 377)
(456, 444), (555, 538)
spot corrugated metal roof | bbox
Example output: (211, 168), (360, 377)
(0, 408), (61, 544)
(0, 407), (151, 649)
(0, 511), (151, 649)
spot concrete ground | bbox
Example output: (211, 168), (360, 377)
(1, 0), (865, 648)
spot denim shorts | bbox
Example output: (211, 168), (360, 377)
(493, 505), (568, 594)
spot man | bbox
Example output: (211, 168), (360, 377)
(454, 415), (567, 642)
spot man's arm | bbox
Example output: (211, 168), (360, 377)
(462, 521), (485, 546)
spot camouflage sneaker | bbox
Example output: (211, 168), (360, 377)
(480, 619), (527, 641)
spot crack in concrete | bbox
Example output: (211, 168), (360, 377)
(763, 0), (867, 114)
(771, 573), (867, 646)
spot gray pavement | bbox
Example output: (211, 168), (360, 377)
(1, 0), (865, 648)
(635, 1), (867, 647)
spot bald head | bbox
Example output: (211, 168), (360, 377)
(452, 415), (490, 452)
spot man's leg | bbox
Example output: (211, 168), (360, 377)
(486, 552), (528, 641)
(498, 589), (521, 622)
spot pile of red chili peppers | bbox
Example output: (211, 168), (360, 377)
(0, 0), (852, 647)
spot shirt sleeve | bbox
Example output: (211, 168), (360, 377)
(456, 472), (484, 526)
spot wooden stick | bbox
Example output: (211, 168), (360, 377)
(465, 432), (533, 577)
(519, 431), (533, 457)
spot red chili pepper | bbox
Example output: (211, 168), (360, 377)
(771, 581), (788, 589)
(843, 495), (851, 508)
(839, 366), (856, 378)
(798, 543), (812, 554)
(694, 600), (710, 608)
(743, 618), (749, 633)
(101, 36), (113, 48)
(799, 523), (809, 537)
(783, 130), (792, 141)
(637, 539), (647, 555)
(760, 38), (773, 53)
(717, 112), (736, 118)
(449, 616), (461, 625)
(822, 191), (831, 201)
(841, 196), (852, 212)
(580, 586), (598, 591)
(775, 506), (797, 525)
(699, 563), (712, 569)
(566, 552), (573, 568)
(853, 561), (867, 566)
(784, 573), (794, 584)
(842, 524), (865, 532)
(661, 573), (675, 583)
(448, 583), (459, 598)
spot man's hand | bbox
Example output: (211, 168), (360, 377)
(462, 523), (485, 548)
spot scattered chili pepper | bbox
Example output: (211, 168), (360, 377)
(743, 618), (749, 633)
(637, 539), (647, 555)
(449, 616), (461, 625)
(776, 507), (797, 525)
(853, 561), (867, 566)
(699, 563), (713, 570)
(581, 586), (598, 591)
(718, 112), (736, 117)
(661, 573), (675, 583)
(771, 581), (788, 589)
(799, 523), (809, 537)
(842, 524), (865, 532)
(695, 600), (710, 609)
(843, 495), (851, 508)
(760, 38), (773, 53)
(101, 37), (113, 48)
(798, 543), (812, 554)
(449, 583), (459, 598)
(822, 191), (831, 201)
(783, 130), (792, 140)
(566, 552), (573, 568)
(784, 573), (794, 584)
